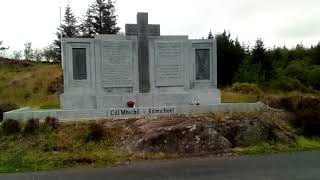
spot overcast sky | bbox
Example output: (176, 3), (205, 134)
(0, 0), (319, 55)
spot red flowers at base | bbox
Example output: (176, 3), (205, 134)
(127, 99), (135, 108)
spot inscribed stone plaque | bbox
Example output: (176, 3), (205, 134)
(155, 41), (184, 86)
(195, 49), (210, 80)
(102, 41), (133, 87)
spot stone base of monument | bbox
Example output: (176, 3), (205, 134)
(60, 90), (221, 109)
(3, 102), (267, 122)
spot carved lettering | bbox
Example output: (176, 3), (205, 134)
(102, 41), (133, 87)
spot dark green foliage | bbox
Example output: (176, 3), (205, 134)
(44, 117), (59, 130)
(269, 76), (306, 92)
(215, 31), (246, 87)
(79, 9), (96, 38)
(85, 123), (105, 142)
(312, 43), (320, 65)
(308, 66), (320, 89)
(234, 57), (263, 84)
(283, 60), (310, 83)
(1, 119), (21, 135)
(0, 102), (18, 122)
(53, 5), (80, 62)
(252, 39), (274, 81)
(23, 118), (40, 135)
(80, 0), (120, 37)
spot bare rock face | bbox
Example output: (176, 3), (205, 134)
(214, 112), (296, 147)
(132, 115), (232, 155)
(104, 111), (297, 155)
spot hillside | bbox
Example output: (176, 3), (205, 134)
(0, 59), (62, 109)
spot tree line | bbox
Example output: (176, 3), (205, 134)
(211, 31), (320, 90)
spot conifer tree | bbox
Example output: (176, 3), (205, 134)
(53, 4), (79, 62)
(80, 0), (120, 37)
(79, 9), (95, 38)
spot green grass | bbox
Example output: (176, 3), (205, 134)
(240, 136), (320, 155)
(0, 63), (61, 108)
(0, 122), (178, 173)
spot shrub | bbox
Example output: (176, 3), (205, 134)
(308, 66), (320, 90)
(85, 123), (105, 142)
(284, 60), (309, 84)
(0, 102), (18, 122)
(23, 118), (40, 134)
(1, 119), (21, 135)
(263, 94), (320, 136)
(231, 82), (261, 94)
(269, 76), (306, 92)
(44, 116), (59, 130)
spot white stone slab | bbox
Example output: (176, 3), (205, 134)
(154, 41), (184, 87)
(101, 41), (133, 88)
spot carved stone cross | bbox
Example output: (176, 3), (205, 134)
(125, 12), (160, 93)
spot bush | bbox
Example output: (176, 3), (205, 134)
(231, 82), (261, 94)
(44, 116), (59, 130)
(269, 76), (306, 92)
(23, 118), (40, 134)
(284, 60), (309, 84)
(263, 94), (320, 136)
(0, 102), (18, 122)
(308, 66), (320, 90)
(1, 119), (21, 135)
(85, 123), (105, 142)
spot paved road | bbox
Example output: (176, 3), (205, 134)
(1, 151), (320, 180)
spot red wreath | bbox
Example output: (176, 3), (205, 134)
(127, 99), (135, 108)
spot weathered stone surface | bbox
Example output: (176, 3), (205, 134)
(214, 111), (296, 147)
(126, 115), (231, 154)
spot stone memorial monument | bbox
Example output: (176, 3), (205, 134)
(4, 12), (265, 121)
(61, 12), (220, 110)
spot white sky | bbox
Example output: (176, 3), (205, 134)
(0, 0), (320, 55)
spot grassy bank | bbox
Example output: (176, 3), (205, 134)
(240, 136), (320, 154)
(0, 121), (177, 173)
(0, 62), (61, 109)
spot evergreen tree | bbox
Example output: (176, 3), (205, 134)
(208, 30), (214, 39)
(312, 42), (320, 65)
(79, 9), (95, 38)
(215, 31), (246, 86)
(252, 39), (273, 81)
(80, 0), (120, 37)
(53, 4), (79, 62)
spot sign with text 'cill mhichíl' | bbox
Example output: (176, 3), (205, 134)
(109, 107), (176, 116)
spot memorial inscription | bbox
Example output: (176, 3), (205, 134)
(109, 107), (175, 116)
(102, 41), (133, 87)
(155, 41), (184, 86)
